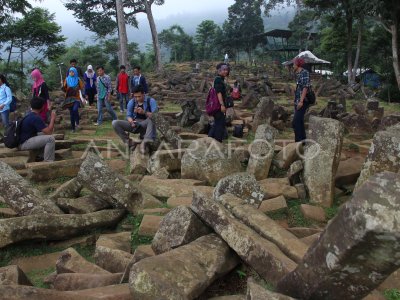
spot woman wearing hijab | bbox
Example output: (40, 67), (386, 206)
(31, 69), (51, 123)
(63, 67), (84, 133)
(84, 65), (97, 106)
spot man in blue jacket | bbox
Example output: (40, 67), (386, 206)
(112, 85), (157, 153)
(130, 66), (148, 94)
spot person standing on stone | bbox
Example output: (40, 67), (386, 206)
(0, 74), (13, 131)
(116, 65), (130, 113)
(130, 66), (148, 95)
(95, 66), (118, 126)
(208, 63), (229, 143)
(31, 69), (51, 123)
(84, 65), (97, 106)
(112, 85), (157, 153)
(292, 57), (310, 143)
(19, 97), (56, 162)
(63, 67), (84, 133)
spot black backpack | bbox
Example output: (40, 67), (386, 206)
(232, 124), (244, 138)
(3, 116), (27, 149)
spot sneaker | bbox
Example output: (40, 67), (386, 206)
(71, 129), (76, 133)
(94, 122), (100, 126)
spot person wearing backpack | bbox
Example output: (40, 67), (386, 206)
(31, 69), (51, 124)
(94, 66), (117, 126)
(292, 57), (310, 143)
(0, 74), (13, 132)
(112, 85), (157, 153)
(19, 97), (56, 162)
(208, 63), (229, 143)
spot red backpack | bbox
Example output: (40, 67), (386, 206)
(205, 87), (221, 116)
(231, 87), (241, 100)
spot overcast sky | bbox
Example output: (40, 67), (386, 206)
(31, 0), (235, 22)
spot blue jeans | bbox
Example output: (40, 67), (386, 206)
(97, 97), (117, 124)
(292, 103), (309, 142)
(118, 93), (128, 111)
(69, 101), (80, 130)
(1, 110), (10, 129)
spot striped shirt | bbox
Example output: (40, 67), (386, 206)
(295, 69), (310, 105)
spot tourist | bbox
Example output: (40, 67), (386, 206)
(63, 67), (84, 133)
(84, 65), (97, 106)
(292, 57), (310, 143)
(95, 66), (117, 126)
(112, 85), (157, 153)
(130, 66), (148, 94)
(66, 58), (84, 79)
(0, 74), (12, 131)
(19, 97), (56, 162)
(208, 63), (229, 143)
(31, 69), (51, 123)
(116, 65), (130, 112)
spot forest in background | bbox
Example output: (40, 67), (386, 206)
(0, 0), (399, 102)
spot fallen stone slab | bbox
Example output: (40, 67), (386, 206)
(129, 146), (149, 175)
(166, 196), (192, 207)
(148, 148), (185, 174)
(181, 137), (243, 186)
(259, 196), (287, 213)
(94, 232), (133, 273)
(49, 178), (82, 200)
(129, 234), (239, 300)
(0, 265), (32, 286)
(300, 204), (326, 222)
(287, 227), (323, 239)
(0, 209), (125, 249)
(119, 245), (156, 284)
(0, 156), (29, 169)
(0, 284), (131, 300)
(303, 116), (344, 207)
(0, 207), (18, 218)
(142, 192), (163, 208)
(277, 172), (400, 300)
(11, 252), (62, 273)
(247, 278), (294, 300)
(138, 215), (163, 237)
(49, 235), (97, 249)
(219, 194), (308, 263)
(335, 156), (365, 187)
(300, 233), (321, 247)
(258, 179), (298, 199)
(56, 195), (110, 214)
(213, 173), (264, 208)
(54, 273), (123, 291)
(77, 152), (142, 215)
(274, 142), (302, 170)
(0, 148), (29, 158)
(192, 188), (297, 284)
(247, 124), (277, 180)
(26, 158), (83, 182)
(139, 176), (206, 198)
(0, 161), (63, 215)
(355, 125), (400, 190)
(152, 206), (211, 254)
(56, 247), (110, 275)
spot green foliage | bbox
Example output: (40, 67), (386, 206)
(384, 289), (400, 300)
(0, 0), (32, 27)
(26, 267), (55, 288)
(130, 214), (153, 251)
(195, 20), (223, 60)
(236, 269), (247, 279)
(159, 25), (195, 62)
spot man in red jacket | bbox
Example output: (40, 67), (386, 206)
(116, 65), (130, 113)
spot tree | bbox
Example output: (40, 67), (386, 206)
(372, 0), (400, 91)
(0, 0), (31, 26)
(224, 0), (265, 62)
(63, 0), (164, 72)
(116, 0), (130, 70)
(2, 8), (66, 89)
(195, 20), (222, 61)
(159, 25), (195, 62)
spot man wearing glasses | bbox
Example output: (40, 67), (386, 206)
(112, 85), (158, 153)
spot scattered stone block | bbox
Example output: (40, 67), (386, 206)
(129, 146), (149, 175)
(247, 277), (295, 300)
(335, 156), (365, 187)
(152, 206), (211, 254)
(277, 172), (400, 300)
(275, 142), (302, 170)
(11, 252), (61, 273)
(53, 273), (123, 291)
(139, 176), (206, 198)
(138, 215), (163, 237)
(148, 148), (185, 174)
(300, 204), (326, 222)
(49, 178), (82, 200)
(259, 196), (287, 213)
(167, 196), (192, 207)
(56, 195), (110, 214)
(259, 179), (298, 199)
(129, 234), (239, 299)
(26, 158), (83, 182)
(0, 207), (17, 218)
(0, 265), (32, 286)
(287, 227), (322, 239)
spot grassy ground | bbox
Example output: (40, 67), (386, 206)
(384, 289), (400, 300)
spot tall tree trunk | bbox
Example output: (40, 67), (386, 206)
(144, 0), (163, 72)
(6, 40), (13, 70)
(346, 12), (354, 85)
(20, 46), (24, 91)
(115, 0), (130, 70)
(391, 22), (400, 91)
(352, 16), (364, 84)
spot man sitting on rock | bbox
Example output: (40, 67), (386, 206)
(19, 97), (56, 162)
(112, 85), (158, 153)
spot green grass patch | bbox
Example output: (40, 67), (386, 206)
(346, 143), (360, 153)
(74, 245), (96, 263)
(266, 208), (287, 220)
(384, 289), (400, 300)
(130, 214), (153, 251)
(26, 267), (55, 289)
(286, 199), (313, 227)
(0, 202), (9, 208)
(71, 143), (89, 151)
